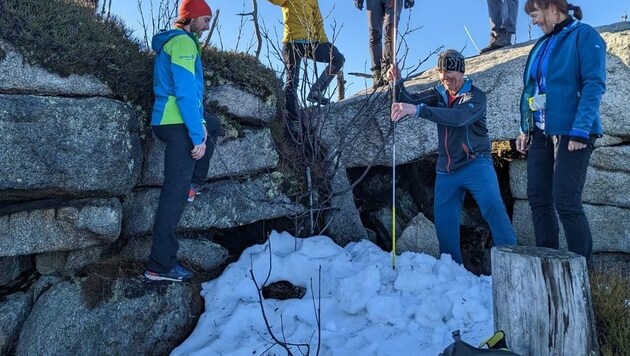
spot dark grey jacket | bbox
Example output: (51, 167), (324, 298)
(395, 78), (490, 174)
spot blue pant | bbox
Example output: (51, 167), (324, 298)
(434, 157), (516, 264)
(526, 128), (596, 259)
(486, 0), (519, 34)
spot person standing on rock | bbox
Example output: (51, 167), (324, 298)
(388, 50), (516, 264)
(354, 0), (415, 89)
(267, 0), (345, 124)
(144, 0), (219, 282)
(480, 0), (519, 54)
(515, 0), (605, 261)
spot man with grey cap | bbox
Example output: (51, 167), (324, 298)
(389, 49), (516, 265)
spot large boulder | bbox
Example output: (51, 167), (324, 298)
(0, 292), (32, 355)
(205, 84), (276, 125)
(17, 279), (201, 355)
(512, 199), (630, 254)
(0, 94), (142, 201)
(0, 256), (33, 287)
(121, 235), (228, 272)
(589, 144), (630, 172)
(35, 246), (105, 276)
(0, 199), (121, 257)
(319, 90), (439, 168)
(510, 158), (630, 208)
(599, 23), (630, 138)
(323, 163), (367, 247)
(124, 173), (305, 236)
(0, 40), (112, 97)
(319, 23), (630, 168)
(141, 128), (279, 186)
(397, 213), (439, 258)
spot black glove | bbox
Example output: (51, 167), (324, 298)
(404, 0), (415, 9)
(355, 0), (364, 10)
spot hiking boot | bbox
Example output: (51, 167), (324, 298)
(187, 183), (201, 202)
(144, 263), (193, 282)
(306, 90), (330, 105)
(372, 69), (386, 89)
(480, 29), (513, 54)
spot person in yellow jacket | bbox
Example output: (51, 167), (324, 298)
(267, 0), (345, 124)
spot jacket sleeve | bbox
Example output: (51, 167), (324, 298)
(423, 89), (487, 127)
(570, 27), (606, 139)
(166, 35), (205, 145)
(393, 81), (438, 106)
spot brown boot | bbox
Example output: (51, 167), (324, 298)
(480, 29), (512, 54)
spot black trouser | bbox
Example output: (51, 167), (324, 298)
(192, 113), (220, 186)
(148, 116), (219, 273)
(526, 127), (596, 259)
(366, 0), (401, 71)
(282, 41), (345, 121)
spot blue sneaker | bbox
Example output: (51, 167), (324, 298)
(144, 264), (193, 282)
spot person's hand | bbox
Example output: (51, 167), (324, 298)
(568, 140), (587, 151)
(387, 65), (401, 83)
(391, 102), (416, 122)
(404, 0), (415, 9)
(191, 143), (206, 160)
(355, 0), (364, 10)
(515, 133), (529, 154)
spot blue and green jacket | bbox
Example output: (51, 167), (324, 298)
(151, 29), (205, 145)
(519, 18), (606, 141)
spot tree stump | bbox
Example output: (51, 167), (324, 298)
(491, 246), (598, 356)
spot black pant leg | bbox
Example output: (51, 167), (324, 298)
(191, 112), (220, 186)
(527, 128), (559, 248)
(553, 135), (596, 259)
(148, 124), (195, 273)
(282, 42), (305, 122)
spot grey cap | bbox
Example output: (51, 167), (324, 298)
(437, 49), (465, 73)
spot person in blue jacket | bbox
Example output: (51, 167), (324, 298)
(515, 0), (606, 260)
(389, 50), (516, 264)
(144, 0), (219, 282)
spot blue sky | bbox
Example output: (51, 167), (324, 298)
(111, 1), (628, 97)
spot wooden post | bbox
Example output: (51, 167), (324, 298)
(492, 246), (599, 356)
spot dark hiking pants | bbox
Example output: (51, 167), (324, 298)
(526, 127), (596, 260)
(148, 120), (218, 273)
(283, 41), (345, 121)
(366, 0), (401, 71)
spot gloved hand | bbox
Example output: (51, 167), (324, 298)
(404, 0), (415, 9)
(355, 0), (364, 10)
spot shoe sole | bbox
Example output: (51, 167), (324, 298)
(144, 272), (191, 282)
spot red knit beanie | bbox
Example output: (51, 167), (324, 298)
(179, 0), (212, 19)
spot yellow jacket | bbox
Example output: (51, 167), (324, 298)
(268, 0), (328, 43)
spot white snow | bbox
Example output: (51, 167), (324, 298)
(172, 231), (494, 356)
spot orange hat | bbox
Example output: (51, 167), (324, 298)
(179, 0), (212, 19)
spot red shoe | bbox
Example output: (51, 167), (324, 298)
(187, 185), (201, 202)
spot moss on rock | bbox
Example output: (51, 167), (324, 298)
(0, 0), (154, 113)
(203, 47), (281, 101)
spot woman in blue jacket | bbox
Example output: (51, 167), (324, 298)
(515, 0), (606, 260)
